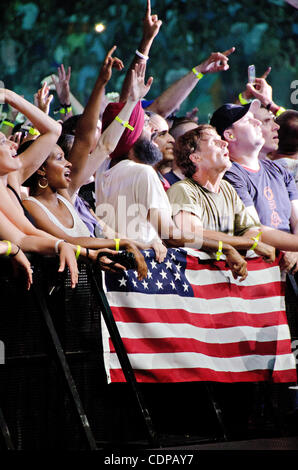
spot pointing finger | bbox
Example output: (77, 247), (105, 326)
(261, 67), (271, 80)
(222, 47), (236, 57)
(107, 45), (117, 58)
(146, 0), (151, 17)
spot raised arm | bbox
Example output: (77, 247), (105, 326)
(120, 0), (162, 102)
(34, 82), (54, 116)
(236, 68), (285, 116)
(0, 100), (21, 138)
(147, 47), (235, 118)
(3, 89), (61, 184)
(68, 62), (154, 195)
(51, 64), (73, 121)
(66, 46), (123, 195)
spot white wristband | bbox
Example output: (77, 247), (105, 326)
(55, 239), (65, 254)
(135, 49), (149, 61)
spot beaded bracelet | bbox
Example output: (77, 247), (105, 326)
(55, 239), (65, 254)
(135, 50), (149, 61)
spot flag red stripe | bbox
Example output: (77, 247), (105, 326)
(109, 337), (292, 357)
(111, 307), (288, 329)
(191, 281), (283, 300)
(110, 367), (297, 384)
(104, 252), (295, 384)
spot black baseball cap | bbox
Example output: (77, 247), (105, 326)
(210, 100), (261, 137)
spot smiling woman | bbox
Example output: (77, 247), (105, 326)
(0, 131), (20, 176)
(22, 140), (92, 237)
(21, 140), (148, 280)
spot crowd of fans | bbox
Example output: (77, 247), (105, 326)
(1, 0), (297, 302)
(1, 0), (298, 445)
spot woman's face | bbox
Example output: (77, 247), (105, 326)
(43, 145), (72, 189)
(0, 132), (20, 176)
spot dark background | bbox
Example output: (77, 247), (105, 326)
(0, 0), (297, 121)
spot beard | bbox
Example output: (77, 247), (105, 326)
(132, 136), (163, 166)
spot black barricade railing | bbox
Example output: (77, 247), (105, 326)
(2, 254), (294, 449)
(0, 254), (162, 450)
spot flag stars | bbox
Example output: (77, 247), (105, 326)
(170, 280), (176, 290)
(147, 270), (153, 279)
(170, 252), (176, 261)
(150, 260), (157, 269)
(183, 282), (189, 292)
(165, 260), (172, 270)
(176, 263), (181, 272)
(118, 277), (127, 287)
(174, 272), (181, 281)
(132, 279), (138, 288)
(155, 280), (163, 290)
(144, 250), (151, 257)
(160, 270), (167, 280)
(142, 280), (149, 289)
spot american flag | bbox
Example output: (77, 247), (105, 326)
(102, 248), (297, 384)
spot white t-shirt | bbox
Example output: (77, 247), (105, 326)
(95, 159), (171, 243)
(24, 194), (91, 237)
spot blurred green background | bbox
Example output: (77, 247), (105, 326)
(0, 0), (297, 121)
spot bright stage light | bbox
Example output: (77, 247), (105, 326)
(95, 23), (106, 33)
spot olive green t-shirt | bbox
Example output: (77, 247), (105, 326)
(167, 177), (260, 236)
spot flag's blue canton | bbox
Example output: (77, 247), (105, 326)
(104, 248), (195, 297)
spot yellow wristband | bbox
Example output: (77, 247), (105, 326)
(114, 238), (120, 251)
(238, 93), (249, 105)
(75, 245), (81, 260)
(216, 241), (223, 261)
(29, 127), (40, 136)
(1, 120), (14, 128)
(192, 67), (204, 80)
(250, 232), (262, 251)
(115, 116), (134, 131)
(3, 240), (12, 256)
(275, 106), (286, 117)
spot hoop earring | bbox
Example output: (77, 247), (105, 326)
(38, 177), (48, 189)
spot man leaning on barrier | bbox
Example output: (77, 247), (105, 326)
(166, 123), (276, 263)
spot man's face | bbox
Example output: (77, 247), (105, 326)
(253, 107), (280, 154)
(195, 129), (231, 173)
(229, 111), (264, 152)
(149, 114), (175, 162)
(132, 136), (162, 165)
